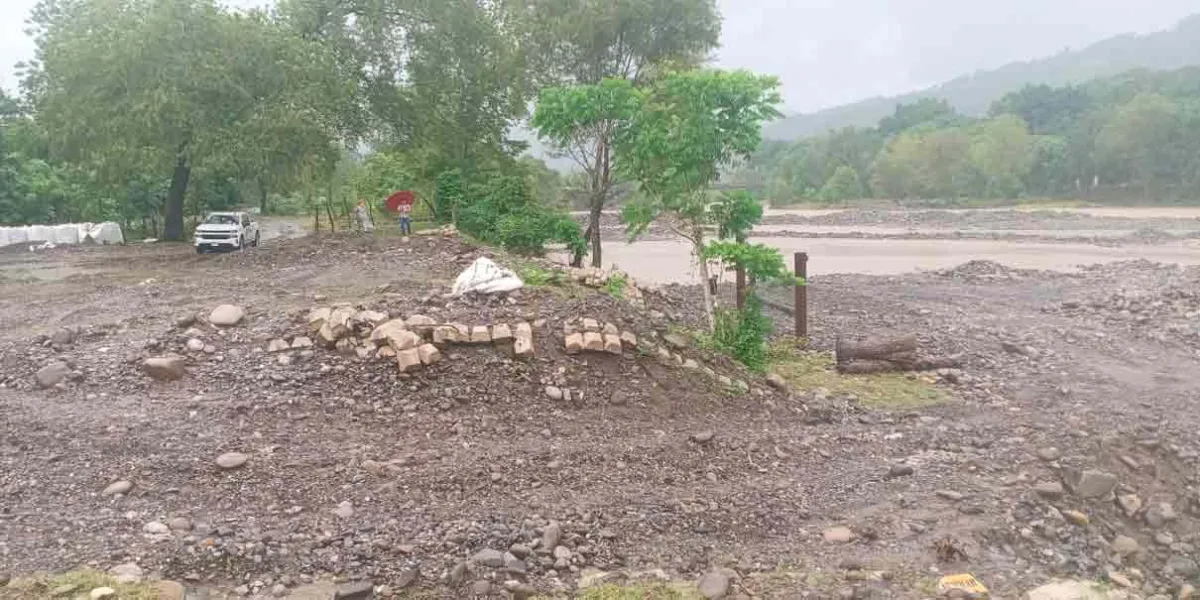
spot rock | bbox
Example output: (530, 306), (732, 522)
(153, 581), (186, 600)
(209, 304), (245, 327)
(1026, 580), (1110, 600)
(416, 343), (442, 366)
(405, 314), (436, 334)
(766, 372), (789, 391)
(820, 526), (853, 544)
(471, 581), (492, 596)
(354, 310), (389, 327)
(186, 338), (205, 352)
(514, 322), (534, 358)
(396, 348), (422, 373)
(542, 521), (563, 551)
(663, 333), (689, 350)
(603, 333), (623, 355)
(504, 581), (538, 599)
(698, 571), (731, 599)
(471, 548), (505, 568)
(35, 361), (72, 388)
(307, 307), (332, 332)
(553, 546), (572, 560)
(175, 314), (198, 328)
(1145, 502), (1177, 529)
(1107, 571), (1133, 589)
(1167, 555), (1200, 579)
(492, 324), (514, 343)
(102, 480), (133, 496)
(333, 501), (354, 519)
(109, 562), (143, 583)
(267, 339), (290, 353)
(582, 318), (600, 332)
(333, 581), (373, 600)
(1036, 482), (1065, 499)
(1062, 510), (1089, 526)
(683, 358), (700, 370)
(503, 552), (526, 573)
(1117, 494), (1143, 517)
(936, 490), (965, 501)
(234, 585), (250, 596)
(449, 562), (469, 585)
(215, 452), (249, 470)
(395, 568), (419, 589)
(601, 322), (619, 336)
(143, 356), (187, 381)
(583, 331), (604, 351)
(620, 331), (638, 348)
(384, 329), (422, 352)
(509, 543), (532, 559)
(887, 465), (914, 478)
(1112, 535), (1140, 557)
(143, 521), (170, 534)
(545, 386), (564, 401)
(51, 584), (78, 596)
(1064, 469), (1118, 499)
(90, 587), (117, 599)
(565, 333), (584, 354)
(271, 583), (288, 597)
(432, 325), (460, 345)
(469, 325), (491, 344)
(690, 431), (715, 445)
(1037, 447), (1062, 461)
(167, 516), (192, 531)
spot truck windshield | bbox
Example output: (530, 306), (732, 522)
(203, 215), (238, 225)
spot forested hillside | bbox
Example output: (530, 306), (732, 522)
(764, 13), (1200, 140)
(733, 67), (1200, 204)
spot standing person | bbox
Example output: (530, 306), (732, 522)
(355, 199), (374, 233)
(398, 202), (412, 236)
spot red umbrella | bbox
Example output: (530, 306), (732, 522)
(385, 190), (416, 212)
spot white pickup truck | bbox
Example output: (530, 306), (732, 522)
(194, 211), (260, 253)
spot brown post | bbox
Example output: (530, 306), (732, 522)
(794, 252), (808, 338)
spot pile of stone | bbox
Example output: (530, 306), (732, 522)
(560, 267), (645, 306)
(290, 305), (535, 374)
(563, 318), (637, 356)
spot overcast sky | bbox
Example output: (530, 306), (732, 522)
(2, 0), (1197, 112)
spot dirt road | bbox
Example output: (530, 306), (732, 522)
(3, 211), (1200, 598)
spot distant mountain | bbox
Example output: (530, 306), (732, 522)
(765, 13), (1200, 140)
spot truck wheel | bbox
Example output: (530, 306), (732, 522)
(237, 236), (244, 251)
(196, 246), (204, 255)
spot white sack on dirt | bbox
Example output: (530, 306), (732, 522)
(451, 257), (524, 296)
(0, 222), (124, 248)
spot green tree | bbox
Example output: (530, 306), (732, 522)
(26, 0), (351, 239)
(1096, 93), (1180, 198)
(619, 69), (782, 329)
(968, 115), (1034, 198)
(817, 165), (864, 203)
(523, 0), (721, 269)
(879, 98), (962, 136)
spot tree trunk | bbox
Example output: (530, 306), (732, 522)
(836, 335), (918, 364)
(163, 153), (190, 242)
(259, 180), (269, 216)
(587, 200), (603, 268)
(587, 136), (612, 269)
(694, 233), (715, 331)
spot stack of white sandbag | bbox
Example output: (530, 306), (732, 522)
(0, 222), (124, 248)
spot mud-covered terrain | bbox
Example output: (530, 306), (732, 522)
(2, 221), (1200, 599)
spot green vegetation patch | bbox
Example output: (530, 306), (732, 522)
(2, 570), (160, 600)
(770, 344), (949, 410)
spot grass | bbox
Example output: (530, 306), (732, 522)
(769, 341), (948, 410)
(1, 570), (159, 600)
(602, 272), (628, 299)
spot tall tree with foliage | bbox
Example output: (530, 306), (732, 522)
(525, 0), (720, 268)
(25, 0), (355, 240)
(620, 69), (782, 329)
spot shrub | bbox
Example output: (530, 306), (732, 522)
(455, 171), (585, 256)
(711, 293), (774, 372)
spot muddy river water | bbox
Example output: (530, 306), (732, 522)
(564, 207), (1200, 283)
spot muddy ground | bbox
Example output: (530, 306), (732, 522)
(2, 213), (1200, 599)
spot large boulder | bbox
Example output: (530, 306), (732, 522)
(35, 361), (72, 388)
(144, 357), (187, 381)
(209, 305), (245, 327)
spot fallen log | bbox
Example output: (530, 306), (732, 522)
(836, 334), (917, 364)
(835, 334), (962, 374)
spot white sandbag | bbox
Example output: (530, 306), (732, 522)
(52, 224), (79, 245)
(27, 225), (51, 242)
(75, 223), (94, 243)
(451, 257), (524, 296)
(87, 222), (124, 245)
(0, 228), (10, 247)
